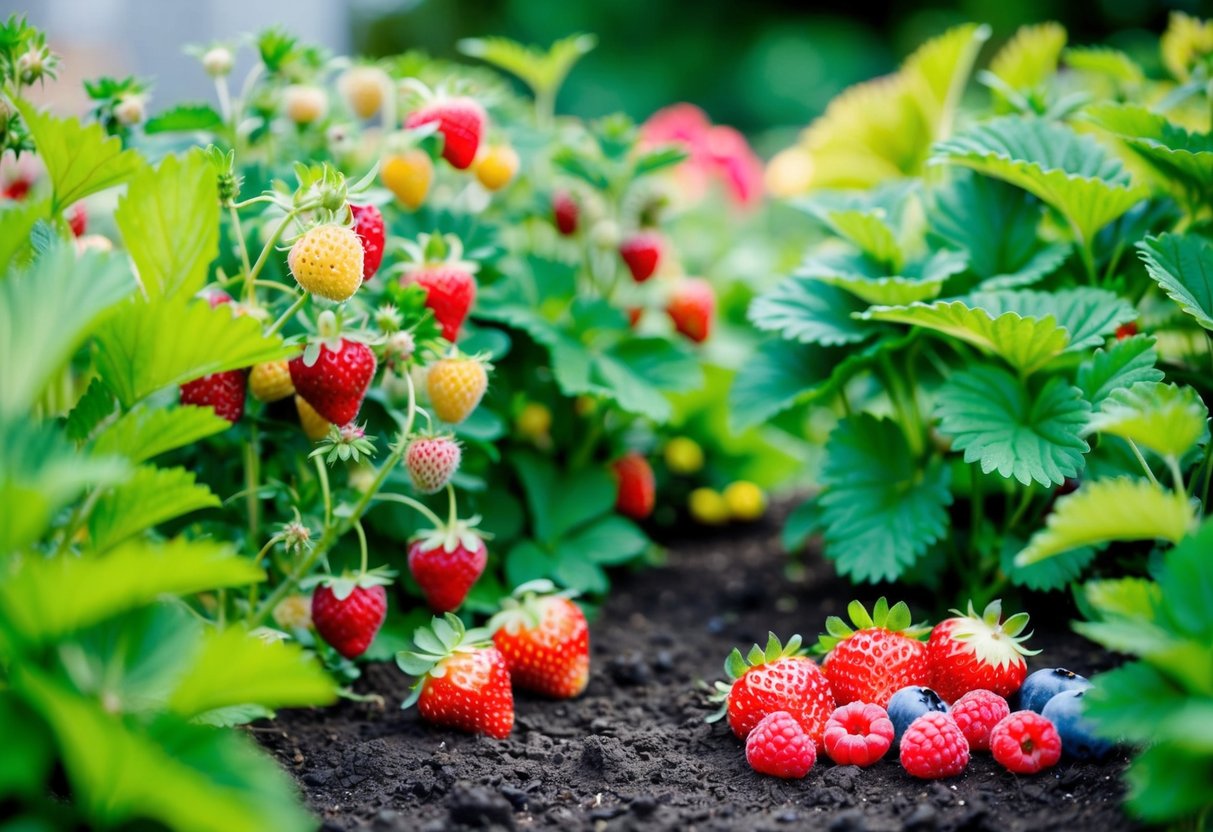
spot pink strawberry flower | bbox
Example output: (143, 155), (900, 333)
(639, 103), (764, 210)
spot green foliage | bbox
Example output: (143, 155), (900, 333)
(458, 33), (595, 103)
(1086, 381), (1208, 459)
(1136, 233), (1213, 331)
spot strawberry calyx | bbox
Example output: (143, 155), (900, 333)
(397, 612), (493, 709)
(392, 232), (480, 276)
(814, 597), (929, 655)
(706, 632), (806, 723)
(411, 514), (489, 556)
(945, 599), (1040, 666)
(488, 579), (579, 635)
(300, 564), (395, 601)
(310, 421), (377, 464)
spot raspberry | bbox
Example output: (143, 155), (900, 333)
(745, 711), (816, 779)
(990, 710), (1062, 774)
(823, 702), (894, 767)
(899, 712), (970, 779)
(951, 689), (1010, 752)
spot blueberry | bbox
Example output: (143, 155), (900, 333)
(1041, 689), (1114, 760)
(887, 686), (949, 745)
(1018, 668), (1091, 713)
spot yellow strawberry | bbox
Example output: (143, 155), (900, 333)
(664, 437), (704, 475)
(427, 356), (489, 424)
(284, 84), (328, 125)
(250, 360), (295, 403)
(723, 481), (766, 522)
(338, 66), (387, 119)
(474, 145), (519, 191)
(288, 224), (364, 302)
(689, 487), (729, 525)
(382, 149), (434, 210)
(296, 395), (331, 441)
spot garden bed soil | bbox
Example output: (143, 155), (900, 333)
(258, 509), (1139, 832)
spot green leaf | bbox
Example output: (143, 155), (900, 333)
(781, 498), (824, 553)
(1082, 577), (1162, 621)
(15, 669), (315, 832)
(552, 551), (608, 595)
(93, 405), (231, 464)
(935, 364), (1089, 486)
(16, 101), (144, 212)
(0, 197), (49, 274)
(978, 245), (1071, 290)
(862, 299), (1068, 374)
(927, 171), (1045, 281)
(632, 145), (689, 178)
(967, 288), (1136, 352)
(1155, 518), (1213, 641)
(95, 293), (292, 408)
(1137, 233), (1213, 331)
(511, 452), (615, 545)
(1085, 103), (1213, 193)
(168, 627), (336, 717)
(594, 337), (702, 422)
(1077, 335), (1163, 408)
(1126, 744), (1213, 823)
(749, 277), (873, 346)
(1084, 663), (1188, 745)
(818, 415), (952, 582)
(65, 377), (118, 442)
(143, 103), (225, 135)
(551, 147), (609, 190)
(88, 466), (220, 551)
(802, 250), (965, 306)
(1000, 538), (1095, 592)
(567, 516), (649, 565)
(458, 33), (595, 99)
(1063, 47), (1145, 87)
(930, 116), (1147, 243)
(1086, 382), (1208, 459)
(0, 244), (135, 419)
(115, 150), (220, 300)
(988, 22), (1066, 90)
(505, 540), (555, 588)
(815, 208), (902, 271)
(0, 540), (263, 643)
(1015, 478), (1195, 566)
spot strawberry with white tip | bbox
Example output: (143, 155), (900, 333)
(927, 599), (1039, 704)
(406, 434), (462, 494)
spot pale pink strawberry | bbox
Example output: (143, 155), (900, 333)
(406, 435), (462, 494)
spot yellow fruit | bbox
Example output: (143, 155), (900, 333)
(338, 66), (387, 119)
(723, 481), (766, 522)
(516, 402), (552, 439)
(296, 395), (331, 441)
(427, 356), (489, 424)
(574, 396), (597, 417)
(288, 224), (364, 302)
(272, 594), (313, 630)
(250, 360), (295, 402)
(474, 145), (519, 191)
(764, 147), (814, 198)
(284, 84), (328, 125)
(689, 488), (729, 526)
(382, 149), (434, 210)
(664, 437), (704, 475)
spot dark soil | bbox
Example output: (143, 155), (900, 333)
(258, 510), (1140, 832)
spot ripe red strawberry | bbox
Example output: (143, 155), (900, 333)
(627, 307), (643, 329)
(180, 371), (247, 423)
(666, 278), (715, 343)
(405, 435), (462, 494)
(311, 581), (388, 660)
(289, 339), (376, 426)
(708, 632), (836, 750)
(990, 710), (1062, 774)
(823, 701), (894, 767)
(68, 202), (87, 237)
(349, 203), (385, 279)
(406, 266), (476, 342)
(1115, 321), (1138, 340)
(408, 521), (487, 613)
(404, 97), (487, 170)
(927, 599), (1038, 703)
(951, 689), (1011, 752)
(490, 580), (590, 699)
(746, 711), (816, 779)
(899, 711), (970, 779)
(399, 613), (514, 739)
(552, 191), (579, 235)
(619, 232), (663, 282)
(200, 288), (232, 308)
(611, 452), (655, 520)
(816, 598), (930, 708)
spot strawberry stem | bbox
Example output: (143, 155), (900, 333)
(354, 519), (369, 576)
(313, 454), (332, 528)
(446, 482), (458, 528)
(370, 492), (443, 527)
(267, 292), (308, 337)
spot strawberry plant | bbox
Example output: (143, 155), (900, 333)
(744, 16), (1213, 603)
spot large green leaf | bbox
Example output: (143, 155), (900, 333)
(802, 250), (966, 306)
(93, 405), (231, 464)
(0, 198), (49, 273)
(511, 452), (615, 545)
(17, 102), (144, 212)
(115, 150), (220, 300)
(999, 537), (1096, 592)
(1086, 103), (1213, 193)
(987, 22), (1066, 90)
(168, 627), (336, 718)
(458, 33), (596, 98)
(1015, 478), (1196, 565)
(817, 414), (952, 582)
(861, 299), (1068, 374)
(0, 540), (263, 643)
(926, 170), (1045, 280)
(95, 293), (293, 408)
(16, 670), (315, 832)
(930, 116), (1147, 243)
(0, 244), (136, 419)
(749, 277), (873, 346)
(593, 337), (702, 422)
(1137, 233), (1213, 331)
(1086, 382), (1208, 459)
(967, 288), (1136, 352)
(1077, 335), (1163, 408)
(88, 466), (219, 552)
(1064, 47), (1145, 87)
(811, 208), (902, 271)
(935, 364), (1089, 486)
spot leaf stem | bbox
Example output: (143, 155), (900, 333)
(267, 292), (308, 337)
(1166, 454), (1187, 500)
(371, 492), (444, 527)
(354, 519), (369, 575)
(246, 208), (298, 293)
(1127, 439), (1160, 487)
(244, 424), (261, 546)
(314, 454), (332, 528)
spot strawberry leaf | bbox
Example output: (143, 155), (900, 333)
(927, 171), (1044, 281)
(749, 277), (873, 346)
(986, 21), (1066, 91)
(143, 103), (225, 136)
(88, 466), (220, 552)
(1078, 335), (1163, 408)
(92, 404), (230, 464)
(934, 363), (1090, 486)
(999, 536), (1097, 592)
(1086, 381), (1209, 459)
(1137, 233), (1213, 331)
(967, 288), (1136, 352)
(1085, 103), (1213, 193)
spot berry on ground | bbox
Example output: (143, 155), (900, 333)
(311, 583), (387, 660)
(823, 701), (894, 767)
(899, 711), (970, 779)
(990, 710), (1063, 774)
(951, 689), (1011, 752)
(1040, 689), (1114, 761)
(1018, 668), (1092, 713)
(927, 599), (1038, 703)
(491, 581), (590, 699)
(689, 487), (729, 525)
(887, 686), (949, 745)
(817, 598), (931, 708)
(288, 224), (364, 302)
(723, 481), (766, 522)
(611, 452), (655, 520)
(746, 711), (817, 779)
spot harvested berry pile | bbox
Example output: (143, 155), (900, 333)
(259, 512), (1138, 831)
